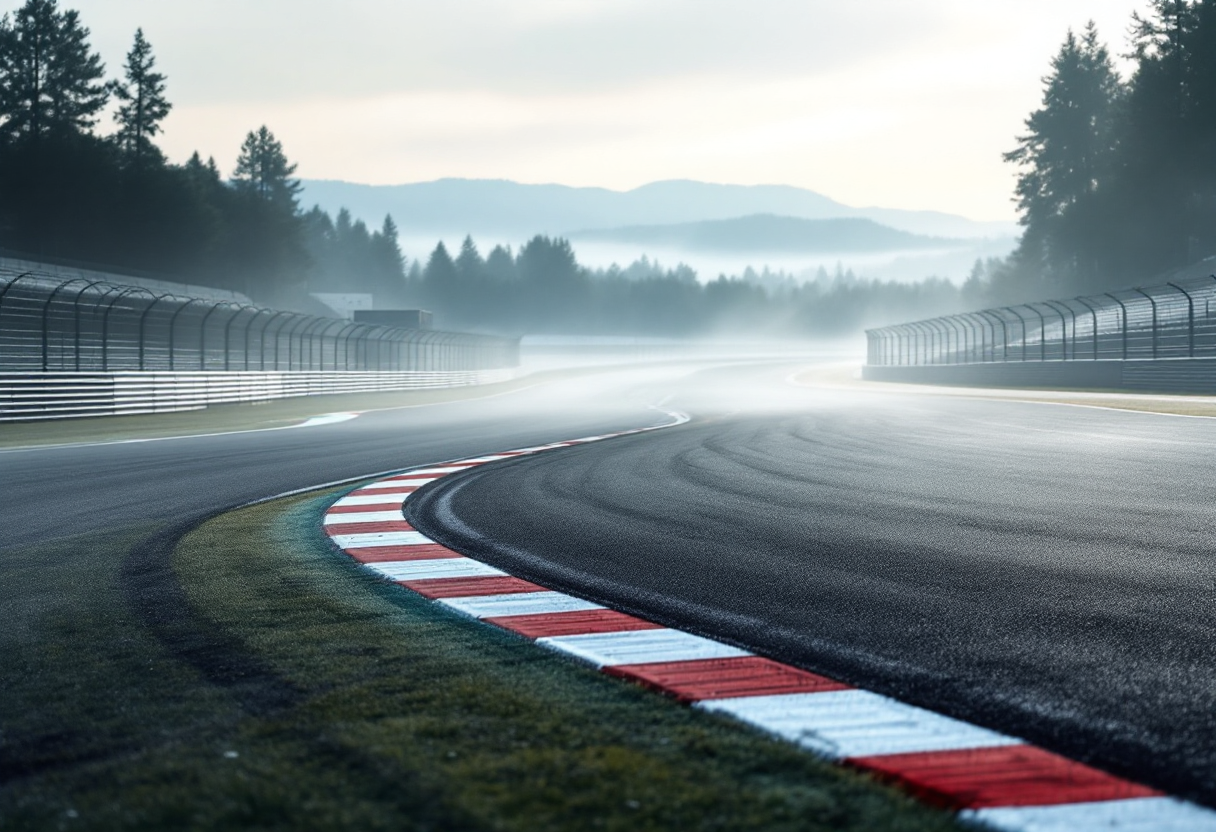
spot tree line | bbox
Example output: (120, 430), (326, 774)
(407, 235), (964, 337)
(0, 0), (406, 308)
(984, 0), (1216, 304)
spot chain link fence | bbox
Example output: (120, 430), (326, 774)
(0, 269), (518, 373)
(866, 275), (1216, 367)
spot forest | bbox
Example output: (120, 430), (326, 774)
(6, 0), (1214, 335)
(988, 0), (1216, 304)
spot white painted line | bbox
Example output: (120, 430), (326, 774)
(299, 411), (360, 428)
(332, 492), (412, 507)
(457, 455), (515, 463)
(537, 629), (750, 668)
(329, 531), (431, 548)
(323, 510), (404, 524)
(963, 796), (1216, 831)
(440, 591), (604, 619)
(697, 690), (1019, 760)
(359, 477), (438, 490)
(368, 557), (507, 582)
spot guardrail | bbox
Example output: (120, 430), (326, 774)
(865, 274), (1216, 368)
(0, 369), (519, 421)
(0, 269), (518, 373)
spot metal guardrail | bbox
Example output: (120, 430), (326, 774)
(865, 274), (1216, 367)
(0, 369), (519, 421)
(0, 269), (518, 373)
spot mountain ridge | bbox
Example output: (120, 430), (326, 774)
(569, 214), (964, 254)
(298, 177), (1018, 242)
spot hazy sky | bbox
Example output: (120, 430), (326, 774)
(62, 1), (1145, 221)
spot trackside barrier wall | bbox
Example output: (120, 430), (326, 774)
(0, 269), (519, 374)
(864, 273), (1216, 391)
(0, 369), (519, 421)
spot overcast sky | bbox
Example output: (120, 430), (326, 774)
(63, 1), (1145, 221)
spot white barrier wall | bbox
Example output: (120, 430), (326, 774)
(0, 369), (520, 421)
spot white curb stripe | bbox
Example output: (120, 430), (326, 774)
(537, 628), (751, 668)
(333, 491), (417, 506)
(696, 689), (1019, 760)
(323, 510), (405, 524)
(359, 477), (439, 490)
(440, 591), (604, 619)
(367, 557), (507, 582)
(324, 409), (1216, 828)
(962, 797), (1216, 832)
(328, 531), (431, 548)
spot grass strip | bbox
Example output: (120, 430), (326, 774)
(0, 490), (963, 831)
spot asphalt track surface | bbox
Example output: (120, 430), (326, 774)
(408, 362), (1216, 808)
(0, 366), (689, 552)
(7, 359), (1216, 808)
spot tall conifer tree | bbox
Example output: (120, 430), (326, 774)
(1003, 23), (1121, 289)
(232, 125), (301, 210)
(111, 28), (170, 166)
(0, 0), (107, 143)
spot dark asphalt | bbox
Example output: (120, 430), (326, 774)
(0, 366), (691, 552)
(408, 362), (1216, 806)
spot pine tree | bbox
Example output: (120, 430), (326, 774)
(231, 125), (301, 210)
(455, 235), (484, 282)
(371, 215), (405, 286)
(1003, 22), (1122, 289)
(111, 28), (170, 166)
(0, 0), (107, 143)
(422, 241), (458, 314)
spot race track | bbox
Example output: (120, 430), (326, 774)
(407, 362), (1216, 806)
(7, 358), (1215, 808)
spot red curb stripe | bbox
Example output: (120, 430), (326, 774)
(322, 423), (1215, 824)
(401, 575), (548, 599)
(327, 503), (405, 514)
(485, 609), (664, 638)
(325, 520), (416, 535)
(345, 543), (460, 563)
(848, 744), (1163, 810)
(605, 656), (853, 703)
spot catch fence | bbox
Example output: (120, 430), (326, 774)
(866, 275), (1216, 367)
(0, 269), (517, 373)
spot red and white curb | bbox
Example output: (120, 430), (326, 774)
(322, 418), (1216, 831)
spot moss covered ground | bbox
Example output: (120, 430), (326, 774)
(0, 489), (963, 831)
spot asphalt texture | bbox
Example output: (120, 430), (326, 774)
(0, 365), (690, 552)
(407, 362), (1216, 807)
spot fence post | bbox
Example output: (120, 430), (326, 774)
(1166, 282), (1195, 357)
(1075, 297), (1100, 360)
(101, 288), (150, 372)
(167, 298), (198, 371)
(137, 294), (171, 371)
(980, 310), (1006, 362)
(39, 277), (87, 371)
(222, 305), (246, 372)
(1042, 301), (1071, 360)
(1102, 294), (1129, 360)
(1131, 288), (1158, 358)
(261, 311), (291, 371)
(1007, 307), (1029, 361)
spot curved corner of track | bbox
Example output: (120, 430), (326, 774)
(315, 410), (1216, 832)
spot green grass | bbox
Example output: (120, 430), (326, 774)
(0, 490), (964, 831)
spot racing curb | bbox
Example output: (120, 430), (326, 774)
(321, 414), (1216, 832)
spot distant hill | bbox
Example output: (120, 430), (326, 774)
(570, 215), (963, 254)
(298, 178), (1018, 241)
